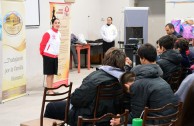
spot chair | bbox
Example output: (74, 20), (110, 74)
(70, 44), (90, 73)
(169, 119), (178, 126)
(20, 82), (73, 126)
(77, 109), (129, 126)
(93, 82), (124, 118)
(167, 70), (182, 92)
(142, 102), (183, 126)
(180, 67), (192, 82)
(79, 82), (123, 126)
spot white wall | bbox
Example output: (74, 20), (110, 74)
(26, 0), (132, 89)
(166, 2), (194, 23)
(25, 0), (194, 89)
(100, 0), (130, 47)
(26, 0), (103, 89)
(71, 0), (101, 40)
(136, 0), (165, 46)
(26, 0), (54, 89)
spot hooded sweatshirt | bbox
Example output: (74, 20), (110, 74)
(157, 49), (182, 81)
(128, 64), (178, 124)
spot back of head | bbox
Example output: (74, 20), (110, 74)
(179, 81), (194, 126)
(120, 71), (135, 93)
(102, 47), (126, 70)
(158, 35), (174, 50)
(169, 34), (177, 42)
(120, 72), (135, 85)
(137, 43), (157, 62)
(174, 38), (189, 52)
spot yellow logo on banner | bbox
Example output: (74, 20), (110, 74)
(3, 11), (23, 35)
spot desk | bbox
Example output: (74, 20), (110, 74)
(70, 44), (90, 73)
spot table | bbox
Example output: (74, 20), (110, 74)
(70, 44), (90, 73)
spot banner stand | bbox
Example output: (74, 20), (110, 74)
(49, 2), (71, 87)
(0, 0), (26, 103)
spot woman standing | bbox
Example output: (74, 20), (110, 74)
(40, 18), (61, 94)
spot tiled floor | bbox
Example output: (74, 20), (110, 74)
(0, 67), (95, 126)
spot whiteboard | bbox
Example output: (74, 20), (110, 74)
(25, 0), (40, 26)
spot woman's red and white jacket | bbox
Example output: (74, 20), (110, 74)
(40, 28), (61, 58)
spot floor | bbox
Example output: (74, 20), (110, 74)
(0, 67), (96, 126)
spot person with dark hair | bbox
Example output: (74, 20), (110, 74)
(174, 38), (191, 80)
(165, 23), (182, 38)
(52, 7), (56, 20)
(174, 38), (190, 68)
(177, 81), (194, 126)
(39, 18), (61, 94)
(110, 43), (178, 125)
(110, 72), (135, 125)
(100, 17), (118, 55)
(156, 40), (162, 56)
(44, 47), (126, 126)
(156, 35), (182, 81)
(119, 71), (135, 93)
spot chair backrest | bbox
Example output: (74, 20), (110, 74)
(167, 70), (182, 92)
(142, 102), (183, 126)
(180, 67), (192, 81)
(169, 119), (178, 126)
(52, 121), (64, 126)
(40, 82), (73, 126)
(93, 82), (123, 118)
(77, 109), (129, 126)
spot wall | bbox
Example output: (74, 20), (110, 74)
(25, 0), (194, 89)
(71, 0), (101, 40)
(100, 0), (130, 46)
(166, 2), (194, 23)
(26, 0), (103, 89)
(26, 0), (132, 89)
(25, 0), (52, 89)
(136, 0), (165, 46)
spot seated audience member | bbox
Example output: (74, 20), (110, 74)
(157, 35), (182, 81)
(156, 35), (177, 61)
(110, 43), (178, 125)
(156, 40), (162, 61)
(177, 81), (194, 126)
(120, 71), (135, 94)
(44, 47), (126, 126)
(175, 73), (194, 102)
(174, 38), (191, 79)
(119, 71), (136, 112)
(174, 38), (190, 68)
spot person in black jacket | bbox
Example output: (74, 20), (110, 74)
(165, 23), (182, 38)
(174, 38), (190, 68)
(110, 43), (178, 125)
(44, 47), (126, 126)
(156, 35), (182, 81)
